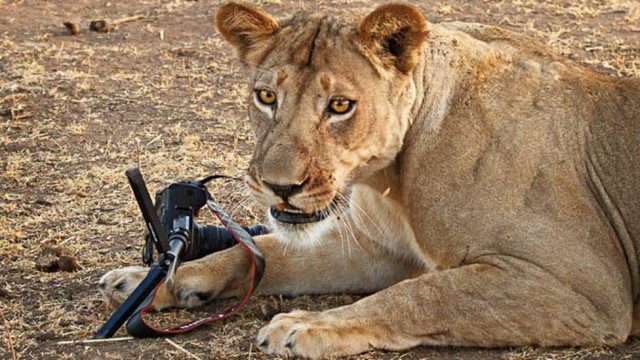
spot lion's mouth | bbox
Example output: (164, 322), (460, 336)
(269, 203), (332, 224)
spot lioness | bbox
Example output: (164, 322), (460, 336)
(99, 1), (640, 358)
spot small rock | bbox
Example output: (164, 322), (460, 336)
(89, 20), (110, 33)
(35, 254), (59, 272)
(35, 246), (80, 272)
(0, 286), (11, 299)
(63, 21), (80, 35)
(258, 299), (281, 320)
(35, 332), (57, 341)
(96, 215), (113, 225)
(57, 255), (80, 272)
(35, 198), (54, 206)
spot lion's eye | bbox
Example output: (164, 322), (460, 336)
(328, 99), (354, 115)
(256, 89), (277, 106)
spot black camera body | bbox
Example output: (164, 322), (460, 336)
(154, 180), (267, 262)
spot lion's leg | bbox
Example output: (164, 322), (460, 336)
(99, 231), (418, 309)
(258, 257), (632, 359)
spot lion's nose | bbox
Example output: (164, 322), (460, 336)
(263, 179), (307, 201)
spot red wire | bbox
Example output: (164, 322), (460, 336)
(133, 207), (259, 334)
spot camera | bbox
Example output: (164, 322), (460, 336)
(153, 180), (268, 262)
(94, 168), (267, 339)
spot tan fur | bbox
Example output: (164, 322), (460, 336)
(100, 2), (640, 358)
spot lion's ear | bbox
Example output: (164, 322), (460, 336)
(215, 2), (279, 64)
(357, 3), (428, 74)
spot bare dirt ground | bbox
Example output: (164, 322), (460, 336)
(1, 0), (638, 359)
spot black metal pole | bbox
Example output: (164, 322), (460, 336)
(93, 265), (166, 339)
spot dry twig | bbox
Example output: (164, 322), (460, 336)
(164, 338), (202, 360)
(0, 308), (17, 360)
(56, 336), (134, 345)
(90, 14), (147, 33)
(0, 94), (26, 104)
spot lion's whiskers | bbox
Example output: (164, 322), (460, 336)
(331, 200), (351, 257)
(332, 195), (368, 256)
(226, 184), (252, 217)
(229, 196), (252, 219)
(330, 201), (348, 257)
(338, 192), (387, 243)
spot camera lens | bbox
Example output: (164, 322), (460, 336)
(190, 224), (269, 260)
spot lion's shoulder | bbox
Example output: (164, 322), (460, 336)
(438, 21), (564, 64)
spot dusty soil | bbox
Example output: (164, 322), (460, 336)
(0, 0), (638, 359)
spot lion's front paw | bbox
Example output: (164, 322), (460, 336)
(98, 266), (149, 308)
(98, 257), (240, 311)
(256, 310), (320, 357)
(98, 266), (176, 310)
(256, 310), (371, 359)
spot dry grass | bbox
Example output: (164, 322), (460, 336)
(0, 0), (638, 359)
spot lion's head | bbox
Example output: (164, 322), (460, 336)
(215, 2), (427, 245)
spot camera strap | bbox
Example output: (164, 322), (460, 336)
(125, 191), (265, 337)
